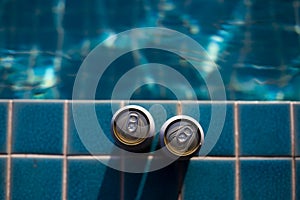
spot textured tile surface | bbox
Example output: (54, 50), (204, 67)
(68, 102), (120, 155)
(240, 159), (292, 200)
(12, 101), (63, 154)
(67, 158), (121, 200)
(183, 159), (235, 200)
(239, 103), (291, 156)
(295, 104), (300, 156)
(0, 158), (6, 200)
(181, 102), (234, 156)
(0, 102), (8, 154)
(11, 157), (62, 200)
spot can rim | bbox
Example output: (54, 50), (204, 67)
(161, 115), (204, 157)
(111, 105), (155, 146)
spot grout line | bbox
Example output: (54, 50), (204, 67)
(120, 171), (124, 200)
(9, 99), (249, 104)
(234, 102), (240, 200)
(120, 101), (124, 200)
(120, 154), (125, 200)
(2, 154), (298, 159)
(11, 99), (66, 103)
(1, 154), (296, 159)
(125, 100), (185, 104)
(178, 192), (182, 200)
(177, 101), (182, 115)
(69, 100), (124, 104)
(191, 156), (236, 161)
(6, 100), (12, 200)
(239, 157), (292, 160)
(67, 155), (111, 160)
(232, 101), (293, 104)
(11, 154), (64, 159)
(6, 100), (299, 104)
(62, 100), (68, 200)
(291, 102), (296, 200)
(120, 101), (125, 108)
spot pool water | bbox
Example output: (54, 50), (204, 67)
(0, 0), (299, 100)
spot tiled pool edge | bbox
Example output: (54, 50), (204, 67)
(0, 100), (298, 200)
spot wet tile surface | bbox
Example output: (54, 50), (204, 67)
(68, 102), (120, 155)
(183, 159), (235, 200)
(12, 101), (64, 154)
(11, 157), (62, 200)
(240, 159), (292, 200)
(239, 103), (291, 156)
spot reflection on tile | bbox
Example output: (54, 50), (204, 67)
(11, 157), (62, 200)
(240, 159), (291, 200)
(181, 102), (234, 156)
(68, 102), (120, 155)
(67, 158), (121, 200)
(12, 101), (63, 154)
(295, 104), (300, 156)
(0, 102), (8, 154)
(183, 159), (235, 200)
(239, 103), (291, 156)
(0, 158), (6, 200)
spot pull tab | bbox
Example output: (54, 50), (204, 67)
(176, 126), (193, 144)
(127, 112), (139, 133)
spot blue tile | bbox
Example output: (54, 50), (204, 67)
(181, 102), (234, 156)
(11, 157), (62, 200)
(67, 158), (121, 200)
(0, 158), (6, 200)
(297, 160), (300, 200)
(240, 159), (291, 200)
(12, 101), (63, 154)
(295, 104), (300, 156)
(0, 101), (8, 154)
(239, 103), (291, 156)
(183, 159), (235, 200)
(68, 102), (120, 155)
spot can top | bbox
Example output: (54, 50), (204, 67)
(161, 115), (204, 157)
(111, 105), (155, 146)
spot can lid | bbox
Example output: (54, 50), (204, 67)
(161, 115), (204, 157)
(112, 105), (155, 146)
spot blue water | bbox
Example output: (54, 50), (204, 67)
(0, 0), (299, 100)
